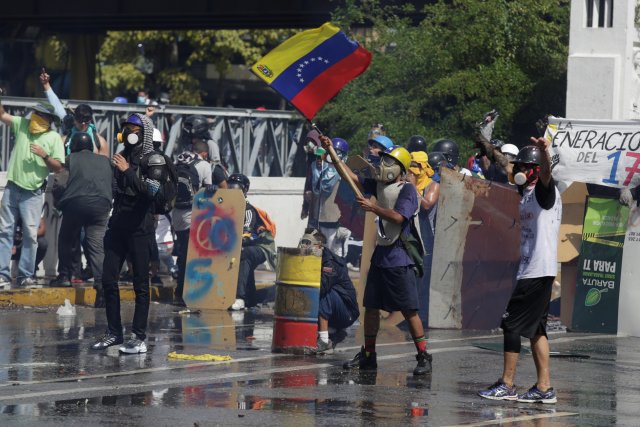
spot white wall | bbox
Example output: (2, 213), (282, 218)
(566, 0), (638, 119)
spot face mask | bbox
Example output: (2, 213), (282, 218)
(409, 166), (421, 176)
(376, 157), (402, 183)
(137, 96), (147, 104)
(514, 165), (540, 186)
(117, 128), (140, 145)
(29, 114), (50, 134)
(367, 153), (381, 166)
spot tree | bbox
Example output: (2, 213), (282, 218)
(317, 0), (570, 161)
(97, 29), (295, 106)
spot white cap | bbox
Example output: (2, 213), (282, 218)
(152, 128), (163, 143)
(501, 143), (519, 157)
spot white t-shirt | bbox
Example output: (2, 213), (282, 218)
(171, 155), (213, 231)
(517, 180), (562, 280)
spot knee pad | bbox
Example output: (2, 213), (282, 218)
(503, 330), (522, 353)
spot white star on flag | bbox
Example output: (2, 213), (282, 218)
(300, 78), (304, 83)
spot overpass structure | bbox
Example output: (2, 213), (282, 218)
(0, 97), (306, 177)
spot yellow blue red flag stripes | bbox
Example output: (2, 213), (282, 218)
(251, 23), (372, 120)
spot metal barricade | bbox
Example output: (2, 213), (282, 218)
(0, 97), (305, 177)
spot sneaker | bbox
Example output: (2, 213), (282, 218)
(413, 351), (433, 376)
(19, 277), (39, 288)
(230, 298), (245, 311)
(329, 328), (348, 346)
(119, 335), (148, 354)
(71, 276), (84, 284)
(49, 275), (71, 287)
(81, 266), (94, 281)
(0, 278), (10, 290)
(150, 276), (163, 285)
(170, 267), (179, 280)
(343, 346), (377, 370)
(517, 385), (557, 404)
(315, 339), (334, 355)
(91, 333), (124, 350)
(478, 380), (518, 401)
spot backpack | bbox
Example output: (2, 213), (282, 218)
(174, 157), (202, 209)
(399, 214), (425, 278)
(254, 205), (277, 238)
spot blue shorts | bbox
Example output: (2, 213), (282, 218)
(363, 264), (418, 312)
(319, 289), (357, 330)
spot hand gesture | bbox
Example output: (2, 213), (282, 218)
(319, 135), (332, 150)
(39, 69), (51, 90)
(529, 136), (550, 151)
(619, 188), (635, 208)
(30, 144), (47, 159)
(112, 153), (129, 172)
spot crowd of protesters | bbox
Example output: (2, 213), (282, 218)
(2, 69), (614, 404)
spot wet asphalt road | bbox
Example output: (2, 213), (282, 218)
(0, 302), (638, 426)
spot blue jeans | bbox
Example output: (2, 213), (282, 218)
(0, 181), (44, 281)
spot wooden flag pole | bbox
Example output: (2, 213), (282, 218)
(311, 123), (363, 199)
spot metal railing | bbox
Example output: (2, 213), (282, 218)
(0, 97), (306, 177)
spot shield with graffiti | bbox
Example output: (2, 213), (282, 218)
(184, 188), (245, 310)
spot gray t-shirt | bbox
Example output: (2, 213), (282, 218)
(171, 155), (213, 231)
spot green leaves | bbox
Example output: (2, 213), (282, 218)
(317, 0), (570, 160)
(585, 288), (607, 307)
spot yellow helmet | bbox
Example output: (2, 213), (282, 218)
(381, 146), (412, 172)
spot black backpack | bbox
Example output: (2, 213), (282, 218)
(175, 157), (202, 209)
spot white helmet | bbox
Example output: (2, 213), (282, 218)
(501, 143), (519, 157)
(152, 128), (163, 144)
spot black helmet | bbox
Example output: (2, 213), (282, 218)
(69, 131), (93, 153)
(428, 151), (446, 172)
(227, 173), (250, 194)
(146, 153), (168, 181)
(511, 145), (543, 165)
(407, 135), (427, 153)
(182, 115), (209, 138)
(431, 139), (459, 166)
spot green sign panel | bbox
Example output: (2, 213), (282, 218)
(572, 197), (629, 333)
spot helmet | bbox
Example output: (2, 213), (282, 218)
(152, 128), (163, 143)
(431, 139), (459, 166)
(407, 135), (427, 153)
(122, 114), (144, 128)
(69, 131), (93, 153)
(369, 135), (394, 151)
(501, 143), (519, 157)
(113, 96), (128, 104)
(490, 139), (504, 149)
(182, 115), (209, 138)
(511, 145), (543, 165)
(332, 138), (349, 154)
(227, 173), (250, 194)
(146, 153), (168, 181)
(381, 146), (411, 172)
(428, 151), (446, 172)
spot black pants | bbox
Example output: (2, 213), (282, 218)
(58, 200), (109, 286)
(174, 229), (190, 300)
(236, 245), (266, 304)
(102, 228), (154, 340)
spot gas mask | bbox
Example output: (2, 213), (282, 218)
(117, 128), (140, 146)
(513, 165), (540, 186)
(298, 231), (323, 256)
(145, 153), (167, 181)
(376, 156), (402, 183)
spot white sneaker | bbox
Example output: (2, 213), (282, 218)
(19, 277), (40, 288)
(230, 298), (245, 311)
(119, 335), (148, 354)
(0, 278), (11, 290)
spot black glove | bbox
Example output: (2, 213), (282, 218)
(535, 115), (550, 137)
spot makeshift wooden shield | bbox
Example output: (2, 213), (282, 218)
(184, 188), (245, 310)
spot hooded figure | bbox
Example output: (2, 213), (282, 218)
(91, 113), (165, 355)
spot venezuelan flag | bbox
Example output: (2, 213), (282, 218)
(252, 23), (372, 120)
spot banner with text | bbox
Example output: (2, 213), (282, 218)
(547, 117), (640, 189)
(572, 197), (628, 333)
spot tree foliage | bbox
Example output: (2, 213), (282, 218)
(97, 29), (295, 105)
(317, 0), (570, 161)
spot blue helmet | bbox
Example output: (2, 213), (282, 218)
(331, 137), (349, 154)
(369, 135), (394, 151)
(113, 96), (128, 104)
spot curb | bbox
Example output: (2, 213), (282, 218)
(0, 282), (276, 307)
